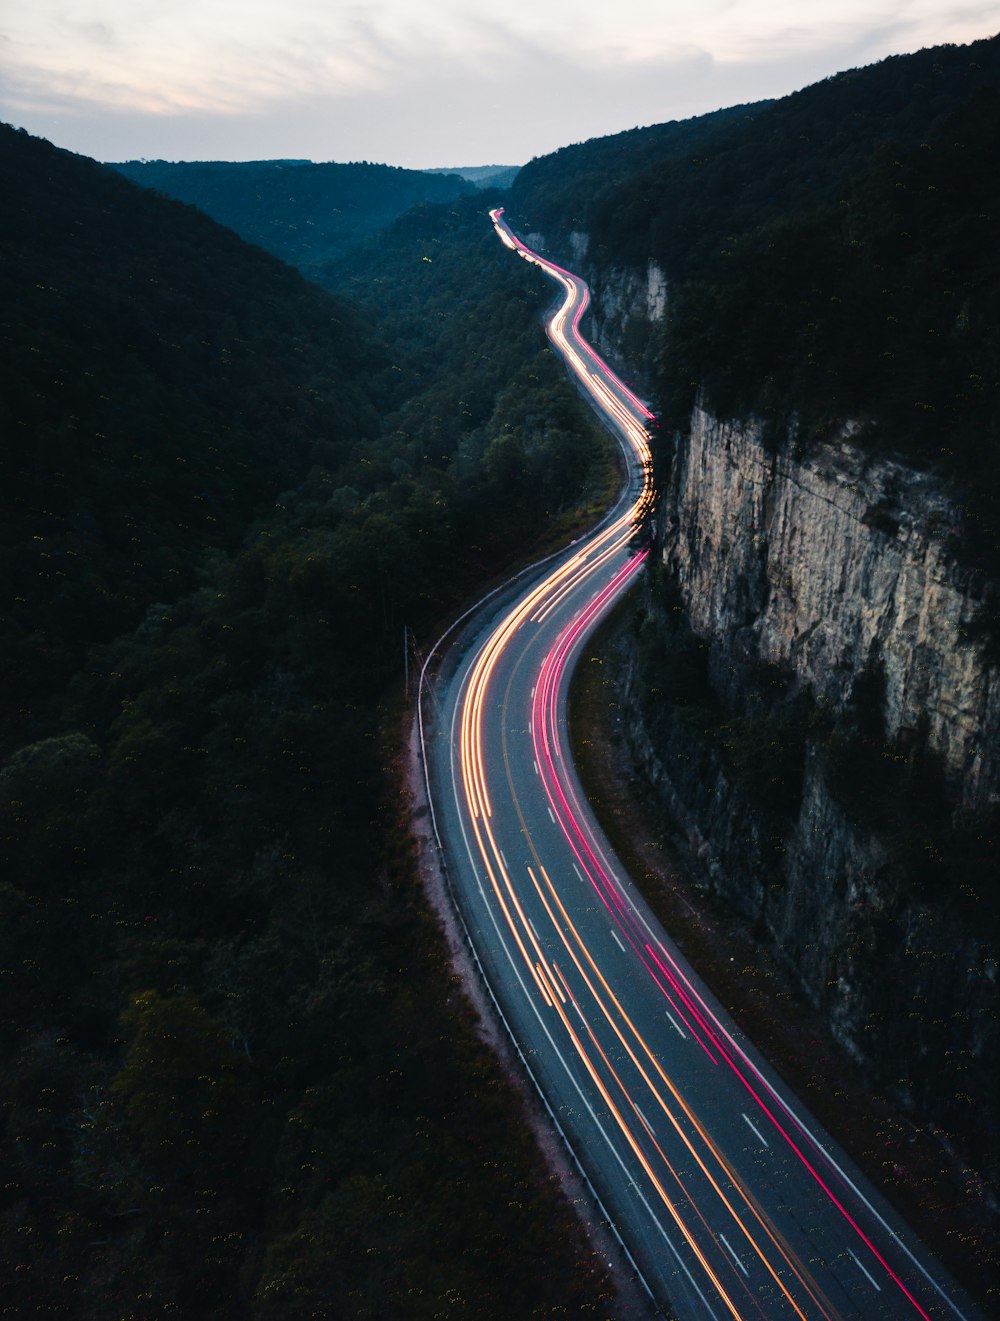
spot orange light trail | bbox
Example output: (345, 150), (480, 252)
(445, 208), (948, 1321)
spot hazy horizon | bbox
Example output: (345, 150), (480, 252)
(2, 2), (996, 169)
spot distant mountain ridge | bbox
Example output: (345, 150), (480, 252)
(424, 164), (520, 188)
(109, 157), (476, 272)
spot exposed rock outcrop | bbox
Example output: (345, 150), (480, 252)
(621, 410), (999, 1188)
(520, 230), (666, 379)
(546, 244), (1000, 1189)
(667, 409), (1000, 808)
(585, 259), (668, 362)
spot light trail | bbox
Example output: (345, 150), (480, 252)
(474, 209), (853, 1317)
(422, 206), (981, 1320)
(474, 210), (817, 1316)
(529, 530), (939, 1319)
(527, 863), (832, 1321)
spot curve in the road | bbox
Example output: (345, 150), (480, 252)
(417, 208), (983, 1321)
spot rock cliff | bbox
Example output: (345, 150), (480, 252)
(523, 229), (667, 380)
(546, 242), (1000, 1189)
(667, 410), (1000, 808)
(626, 411), (999, 1187)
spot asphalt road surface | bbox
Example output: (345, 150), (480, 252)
(418, 208), (985, 1321)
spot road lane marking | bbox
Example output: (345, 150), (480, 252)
(634, 1103), (656, 1138)
(602, 880), (967, 1318)
(547, 806), (556, 823)
(533, 759), (540, 776)
(720, 1234), (750, 1279)
(610, 928), (626, 952)
(849, 1249), (882, 1292)
(743, 1113), (770, 1149)
(666, 1009), (687, 1039)
(572, 862), (587, 883)
(527, 917), (540, 943)
(499, 848), (508, 870)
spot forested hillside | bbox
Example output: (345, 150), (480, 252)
(511, 36), (1000, 551)
(0, 124), (616, 1317)
(1, 127), (384, 753)
(110, 157), (475, 273)
(424, 164), (521, 189)
(510, 102), (764, 240)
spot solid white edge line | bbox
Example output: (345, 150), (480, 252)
(850, 1248), (883, 1292)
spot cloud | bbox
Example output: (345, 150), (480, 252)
(1, 0), (995, 164)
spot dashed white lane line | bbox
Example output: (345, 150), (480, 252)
(720, 1234), (749, 1279)
(849, 1249), (882, 1292)
(610, 928), (626, 952)
(665, 1009), (687, 1039)
(634, 1104), (656, 1138)
(742, 1113), (770, 1149)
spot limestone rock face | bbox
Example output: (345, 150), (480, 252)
(511, 229), (1000, 1185)
(666, 409), (1000, 808)
(517, 231), (666, 375)
(584, 259), (669, 369)
(526, 238), (999, 1185)
(618, 404), (999, 1187)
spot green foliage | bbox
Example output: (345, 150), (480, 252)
(112, 990), (251, 1164)
(510, 36), (1000, 563)
(510, 103), (765, 242)
(0, 122), (382, 751)
(111, 158), (476, 273)
(0, 125), (616, 1315)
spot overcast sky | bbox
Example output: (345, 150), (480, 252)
(1, 1), (995, 167)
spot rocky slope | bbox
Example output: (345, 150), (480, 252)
(526, 225), (999, 1192)
(631, 406), (999, 1189)
(666, 408), (1000, 808)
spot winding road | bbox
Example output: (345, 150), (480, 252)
(417, 208), (983, 1320)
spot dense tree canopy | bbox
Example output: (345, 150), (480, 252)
(509, 36), (1000, 559)
(0, 124), (616, 1316)
(110, 158), (476, 273)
